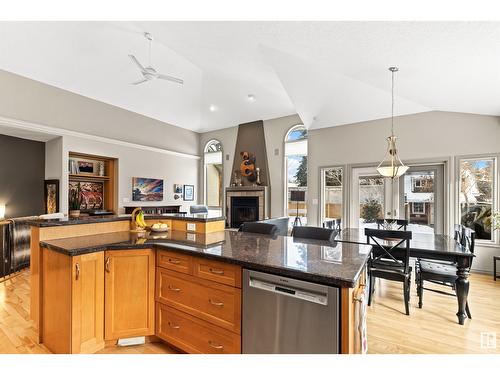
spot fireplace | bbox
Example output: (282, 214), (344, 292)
(230, 196), (259, 228)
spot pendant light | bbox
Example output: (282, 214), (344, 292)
(376, 66), (409, 179)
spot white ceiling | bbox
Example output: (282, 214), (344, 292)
(0, 21), (499, 133)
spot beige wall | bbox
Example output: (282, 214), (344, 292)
(0, 69), (199, 155)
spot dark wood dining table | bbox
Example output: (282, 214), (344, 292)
(334, 228), (475, 325)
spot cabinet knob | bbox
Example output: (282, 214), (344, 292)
(209, 267), (224, 275)
(209, 298), (224, 307)
(168, 322), (180, 329)
(208, 341), (223, 350)
(168, 258), (181, 265)
(168, 285), (181, 292)
(105, 257), (111, 273)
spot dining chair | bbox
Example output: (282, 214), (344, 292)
(291, 226), (336, 242)
(365, 228), (413, 315)
(376, 218), (408, 230)
(238, 222), (279, 236)
(189, 205), (209, 214)
(415, 225), (475, 318)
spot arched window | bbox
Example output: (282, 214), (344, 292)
(204, 140), (223, 209)
(284, 125), (308, 225)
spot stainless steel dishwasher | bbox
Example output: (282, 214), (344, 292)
(242, 269), (339, 354)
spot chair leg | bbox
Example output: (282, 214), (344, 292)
(418, 277), (423, 308)
(368, 274), (374, 306)
(404, 278), (410, 316)
(466, 302), (472, 319)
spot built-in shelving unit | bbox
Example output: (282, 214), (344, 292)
(68, 152), (118, 214)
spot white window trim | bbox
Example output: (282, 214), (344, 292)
(412, 202), (425, 214)
(456, 154), (499, 246)
(203, 139), (223, 209)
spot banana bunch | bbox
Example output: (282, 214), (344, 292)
(135, 210), (147, 229)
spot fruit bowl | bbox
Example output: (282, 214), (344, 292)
(150, 223), (169, 232)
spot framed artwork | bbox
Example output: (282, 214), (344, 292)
(132, 177), (164, 201)
(183, 184), (194, 201)
(69, 181), (104, 210)
(77, 160), (94, 174)
(44, 179), (59, 214)
(174, 184), (183, 194)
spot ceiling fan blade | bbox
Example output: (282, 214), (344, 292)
(128, 54), (146, 72)
(131, 78), (148, 85)
(157, 73), (184, 85)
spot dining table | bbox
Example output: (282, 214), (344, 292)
(334, 228), (475, 325)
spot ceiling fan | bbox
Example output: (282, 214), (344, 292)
(128, 32), (184, 85)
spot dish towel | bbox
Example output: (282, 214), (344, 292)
(355, 289), (368, 354)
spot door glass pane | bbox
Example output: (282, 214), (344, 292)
(287, 155), (307, 226)
(359, 176), (385, 229)
(459, 158), (494, 240)
(323, 167), (342, 222)
(403, 171), (435, 233)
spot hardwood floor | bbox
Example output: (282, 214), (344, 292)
(1, 269), (499, 354)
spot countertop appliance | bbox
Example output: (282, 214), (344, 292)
(242, 269), (339, 354)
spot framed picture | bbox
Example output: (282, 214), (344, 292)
(77, 160), (94, 174)
(132, 177), (164, 201)
(183, 185), (194, 201)
(44, 179), (59, 214)
(70, 181), (104, 210)
(174, 184), (183, 194)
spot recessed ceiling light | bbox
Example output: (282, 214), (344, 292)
(209, 105), (218, 112)
(247, 94), (256, 102)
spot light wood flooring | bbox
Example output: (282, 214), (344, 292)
(1, 269), (499, 354)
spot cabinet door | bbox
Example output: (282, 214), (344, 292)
(104, 249), (155, 340)
(71, 252), (105, 354)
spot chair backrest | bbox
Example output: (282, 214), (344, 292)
(238, 222), (278, 236)
(376, 218), (408, 230)
(365, 228), (412, 273)
(258, 217), (289, 236)
(454, 224), (475, 254)
(189, 205), (209, 214)
(291, 226), (336, 242)
(323, 218), (341, 231)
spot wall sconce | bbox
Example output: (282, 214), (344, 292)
(0, 203), (5, 220)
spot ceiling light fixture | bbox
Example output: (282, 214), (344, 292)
(209, 105), (218, 112)
(247, 94), (256, 102)
(376, 67), (409, 179)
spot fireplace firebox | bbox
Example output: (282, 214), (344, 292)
(230, 196), (259, 228)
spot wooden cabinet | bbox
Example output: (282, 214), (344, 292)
(155, 251), (242, 353)
(104, 249), (155, 340)
(71, 252), (105, 353)
(156, 268), (241, 334)
(42, 248), (104, 354)
(156, 303), (240, 354)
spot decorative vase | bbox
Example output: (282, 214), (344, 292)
(69, 210), (81, 218)
(98, 161), (105, 176)
(255, 167), (262, 185)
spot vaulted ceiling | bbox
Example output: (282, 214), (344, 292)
(0, 21), (499, 133)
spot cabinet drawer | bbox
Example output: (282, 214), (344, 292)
(156, 268), (241, 333)
(157, 250), (192, 274)
(156, 303), (240, 354)
(193, 258), (241, 288)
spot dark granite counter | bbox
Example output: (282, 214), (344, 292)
(40, 230), (371, 288)
(28, 213), (225, 227)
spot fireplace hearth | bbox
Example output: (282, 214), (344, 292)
(225, 186), (269, 228)
(231, 197), (259, 228)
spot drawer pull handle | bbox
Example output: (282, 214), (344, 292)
(75, 263), (80, 280)
(209, 268), (224, 275)
(209, 299), (224, 307)
(168, 285), (181, 292)
(208, 341), (223, 350)
(168, 322), (180, 329)
(105, 257), (110, 273)
(168, 258), (181, 265)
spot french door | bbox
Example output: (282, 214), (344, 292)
(350, 164), (444, 234)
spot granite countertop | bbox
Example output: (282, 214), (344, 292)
(28, 213), (225, 227)
(40, 230), (371, 288)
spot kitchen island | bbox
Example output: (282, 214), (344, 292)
(29, 216), (370, 354)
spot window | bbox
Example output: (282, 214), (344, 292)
(285, 125), (307, 226)
(459, 157), (496, 241)
(412, 202), (425, 214)
(204, 140), (223, 209)
(321, 167), (343, 225)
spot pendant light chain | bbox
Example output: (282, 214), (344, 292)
(391, 68), (395, 137)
